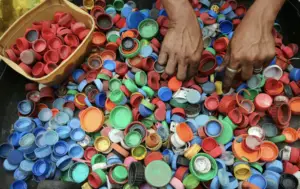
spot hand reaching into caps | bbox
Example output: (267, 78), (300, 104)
(216, 0), (285, 93)
(158, 0), (203, 81)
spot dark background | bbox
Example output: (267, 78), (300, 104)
(1, 0), (300, 188)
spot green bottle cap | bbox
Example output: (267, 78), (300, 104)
(112, 165), (128, 182)
(67, 89), (78, 95)
(125, 131), (142, 148)
(215, 119), (233, 145)
(268, 135), (286, 143)
(91, 154), (107, 165)
(135, 71), (148, 87)
(145, 160), (172, 187)
(138, 19), (159, 40)
(113, 0), (124, 11)
(141, 99), (155, 110)
(183, 174), (200, 189)
(109, 89), (125, 104)
(109, 78), (122, 91)
(110, 106), (133, 129)
(97, 73), (110, 80)
(123, 79), (138, 93)
(141, 86), (155, 98)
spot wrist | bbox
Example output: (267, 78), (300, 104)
(162, 0), (194, 22)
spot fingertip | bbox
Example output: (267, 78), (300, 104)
(158, 52), (168, 65)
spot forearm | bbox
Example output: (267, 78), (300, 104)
(161, 0), (194, 22)
(248, 0), (286, 26)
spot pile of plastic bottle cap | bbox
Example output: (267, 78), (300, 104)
(1, 0), (300, 189)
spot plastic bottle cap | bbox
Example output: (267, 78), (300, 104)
(282, 127), (298, 143)
(254, 93), (273, 111)
(260, 141), (278, 162)
(186, 89), (201, 104)
(80, 107), (104, 132)
(145, 160), (172, 187)
(262, 123), (278, 137)
(219, 20), (233, 34)
(205, 120), (223, 137)
(263, 65), (283, 80)
(175, 123), (193, 142)
(44, 130), (59, 146)
(125, 131), (142, 148)
(158, 87), (172, 102)
(0, 143), (14, 158)
(19, 133), (35, 147)
(69, 144), (84, 158)
(126, 11), (145, 29)
(168, 76), (183, 92)
(112, 165), (128, 182)
(204, 96), (219, 111)
(10, 180), (27, 189)
(110, 106), (133, 130)
(94, 136), (111, 152)
(279, 174), (299, 189)
(69, 162), (89, 183)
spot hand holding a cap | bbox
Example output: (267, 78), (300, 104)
(158, 0), (203, 81)
(216, 0), (285, 93)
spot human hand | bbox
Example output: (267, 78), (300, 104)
(158, 0), (203, 81)
(216, 0), (280, 93)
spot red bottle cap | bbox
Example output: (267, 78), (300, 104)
(91, 6), (105, 18)
(44, 63), (58, 75)
(112, 14), (121, 24)
(11, 44), (21, 56)
(204, 96), (219, 111)
(32, 62), (45, 78)
(282, 46), (294, 59)
(154, 108), (166, 121)
(280, 72), (290, 85)
(71, 22), (86, 36)
(48, 37), (63, 51)
(120, 85), (131, 97)
(5, 49), (18, 62)
(64, 34), (80, 47)
(19, 62), (32, 75)
(148, 71), (160, 91)
(59, 45), (72, 60)
(289, 147), (299, 164)
(228, 108), (243, 125)
(198, 56), (217, 76)
(172, 108), (186, 118)
(115, 61), (128, 76)
(16, 37), (29, 52)
(58, 12), (73, 27)
(238, 114), (249, 129)
(32, 39), (47, 53)
(142, 57), (155, 72)
(290, 81), (300, 96)
(25, 83), (38, 91)
(41, 28), (56, 41)
(213, 37), (228, 53)
(144, 152), (163, 166)
(78, 29), (90, 41)
(44, 50), (60, 64)
(174, 166), (189, 181)
(57, 27), (72, 37)
(208, 146), (223, 158)
(234, 127), (248, 136)
(202, 137), (218, 153)
(264, 79), (284, 96)
(248, 112), (260, 126)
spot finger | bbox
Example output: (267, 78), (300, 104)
(215, 50), (230, 72)
(177, 59), (188, 81)
(222, 59), (240, 93)
(253, 61), (264, 74)
(165, 54), (177, 75)
(241, 63), (254, 80)
(158, 51), (168, 66)
(187, 60), (199, 79)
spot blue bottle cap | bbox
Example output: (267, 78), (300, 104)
(208, 10), (218, 19)
(126, 70), (135, 80)
(56, 155), (73, 171)
(263, 170), (281, 180)
(8, 132), (21, 147)
(215, 159), (226, 169)
(14, 118), (35, 132)
(138, 104), (153, 117)
(121, 6), (133, 18)
(218, 168), (229, 187)
(202, 82), (216, 94)
(200, 0), (211, 7)
(78, 79), (88, 92)
(162, 149), (174, 165)
(17, 100), (33, 115)
(33, 159), (50, 177)
(120, 27), (129, 34)
(224, 142), (233, 151)
(223, 172), (238, 189)
(51, 152), (61, 162)
(53, 141), (69, 157)
(250, 168), (262, 175)
(126, 11), (145, 29)
(220, 6), (232, 15)
(63, 107), (74, 119)
(107, 157), (122, 165)
(191, 136), (202, 145)
(158, 9), (167, 16)
(3, 159), (19, 171)
(266, 160), (283, 173)
(95, 92), (107, 108)
(7, 150), (24, 165)
(219, 20), (233, 34)
(140, 45), (153, 58)
(44, 130), (59, 146)
(226, 11), (237, 20)
(56, 126), (71, 139)
(20, 160), (35, 173)
(0, 143), (14, 158)
(171, 154), (179, 170)
(14, 168), (30, 180)
(68, 118), (81, 129)
(138, 88), (147, 97)
(150, 52), (158, 61)
(248, 174), (267, 189)
(186, 119), (198, 133)
(228, 31), (234, 40)
(19, 133), (35, 147)
(166, 110), (171, 123)
(210, 175), (220, 189)
(24, 151), (37, 161)
(84, 96), (93, 107)
(157, 126), (169, 142)
(68, 144), (84, 158)
(94, 79), (103, 92)
(205, 120), (223, 137)
(140, 9), (150, 18)
(269, 57), (276, 65)
(235, 82), (248, 92)
(32, 127), (46, 136)
(171, 114), (185, 123)
(10, 180), (27, 189)
(34, 146), (51, 158)
(158, 87), (172, 102)
(72, 69), (85, 83)
(35, 133), (47, 148)
(103, 60), (116, 71)
(38, 108), (53, 122)
(216, 55), (223, 66)
(217, 14), (226, 23)
(195, 114), (209, 127)
(46, 162), (57, 179)
(65, 95), (75, 101)
(186, 89), (201, 104)
(70, 128), (85, 142)
(290, 68), (300, 81)
(53, 98), (66, 111)
(55, 112), (70, 125)
(18, 142), (37, 155)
